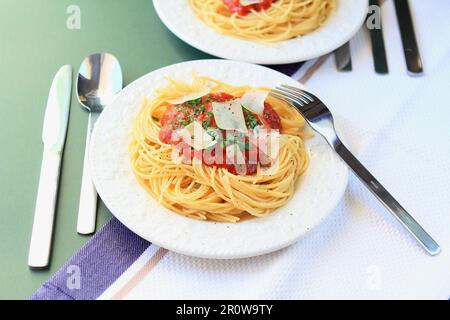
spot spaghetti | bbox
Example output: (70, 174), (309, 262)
(189, 0), (336, 44)
(130, 74), (309, 222)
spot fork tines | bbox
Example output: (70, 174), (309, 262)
(271, 85), (317, 107)
(270, 85), (333, 122)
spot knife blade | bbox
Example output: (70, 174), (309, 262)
(394, 0), (423, 75)
(28, 65), (72, 269)
(367, 0), (389, 74)
(334, 42), (352, 72)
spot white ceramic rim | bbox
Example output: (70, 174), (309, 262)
(90, 59), (348, 259)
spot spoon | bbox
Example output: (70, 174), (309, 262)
(76, 53), (122, 234)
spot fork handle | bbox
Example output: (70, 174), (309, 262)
(335, 142), (440, 255)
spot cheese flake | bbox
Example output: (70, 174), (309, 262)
(212, 99), (248, 132)
(239, 89), (269, 115)
(175, 121), (217, 150)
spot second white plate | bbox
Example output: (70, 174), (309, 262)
(153, 0), (368, 65)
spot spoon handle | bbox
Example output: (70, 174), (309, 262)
(76, 112), (99, 234)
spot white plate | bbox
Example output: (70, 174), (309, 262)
(153, 0), (368, 65)
(90, 60), (348, 259)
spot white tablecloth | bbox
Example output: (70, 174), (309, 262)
(99, 0), (450, 300)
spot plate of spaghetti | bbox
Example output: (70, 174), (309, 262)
(152, 0), (368, 64)
(90, 60), (348, 259)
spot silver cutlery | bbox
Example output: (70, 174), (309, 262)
(28, 65), (73, 268)
(368, 0), (389, 74)
(394, 0), (423, 75)
(270, 85), (440, 256)
(334, 42), (352, 72)
(76, 53), (123, 235)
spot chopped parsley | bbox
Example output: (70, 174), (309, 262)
(177, 117), (188, 127)
(193, 104), (206, 115)
(177, 115), (194, 127)
(175, 105), (190, 115)
(243, 107), (259, 129)
(206, 128), (220, 141)
(228, 132), (247, 151)
(202, 118), (211, 129)
(184, 97), (202, 108)
(221, 139), (227, 149)
(201, 111), (214, 129)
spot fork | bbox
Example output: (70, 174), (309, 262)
(270, 85), (440, 256)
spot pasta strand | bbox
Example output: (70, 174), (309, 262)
(130, 75), (309, 222)
(189, 0), (336, 44)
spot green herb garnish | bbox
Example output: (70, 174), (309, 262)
(175, 105), (189, 114)
(201, 111), (214, 129)
(243, 106), (259, 129)
(193, 104), (206, 115)
(202, 118), (211, 129)
(221, 139), (227, 149)
(184, 97), (202, 108)
(177, 116), (192, 127)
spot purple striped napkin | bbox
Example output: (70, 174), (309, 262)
(30, 63), (303, 300)
(31, 218), (149, 300)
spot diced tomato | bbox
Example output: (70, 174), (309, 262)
(157, 92), (282, 175)
(158, 126), (173, 144)
(223, 0), (276, 16)
(160, 105), (178, 127)
(207, 92), (234, 102)
(259, 102), (281, 130)
(245, 163), (258, 175)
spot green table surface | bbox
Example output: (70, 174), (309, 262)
(0, 0), (214, 299)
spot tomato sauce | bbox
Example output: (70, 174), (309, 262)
(159, 92), (281, 175)
(223, 0), (276, 16)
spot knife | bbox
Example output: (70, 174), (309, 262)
(367, 0), (389, 74)
(334, 42), (352, 72)
(28, 65), (72, 269)
(394, 0), (423, 75)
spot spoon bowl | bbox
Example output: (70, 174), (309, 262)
(77, 53), (122, 113)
